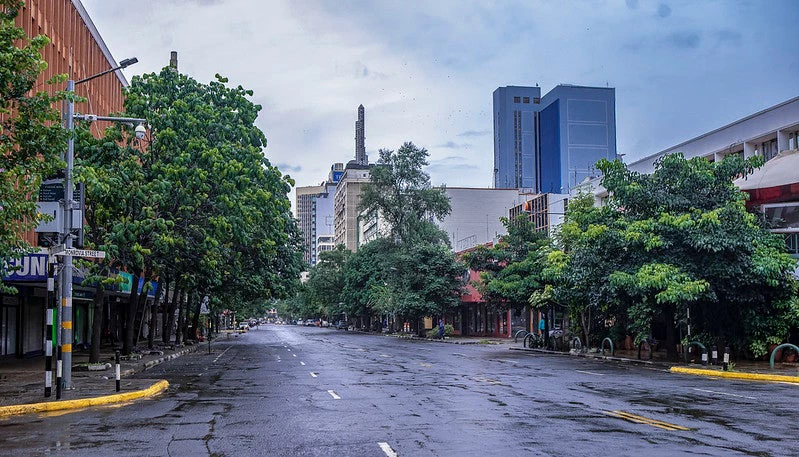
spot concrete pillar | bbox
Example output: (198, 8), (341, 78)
(777, 129), (789, 153)
(743, 141), (756, 159)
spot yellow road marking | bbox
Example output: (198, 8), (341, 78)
(604, 410), (690, 431)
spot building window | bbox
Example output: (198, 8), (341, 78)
(513, 96), (521, 103)
(523, 97), (530, 104)
(763, 139), (778, 162)
(789, 131), (798, 151)
(533, 97), (540, 104)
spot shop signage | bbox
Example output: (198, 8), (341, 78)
(2, 254), (49, 281)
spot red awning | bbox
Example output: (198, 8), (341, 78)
(735, 149), (799, 191)
(734, 150), (799, 205)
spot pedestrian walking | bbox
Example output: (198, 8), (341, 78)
(438, 319), (445, 339)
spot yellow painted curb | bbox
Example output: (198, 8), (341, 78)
(0, 379), (169, 418)
(670, 366), (799, 383)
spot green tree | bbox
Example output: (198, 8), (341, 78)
(357, 142), (464, 331)
(548, 153), (798, 358)
(77, 67), (301, 353)
(360, 142), (451, 244)
(0, 1), (67, 288)
(464, 215), (550, 312)
(305, 245), (350, 319)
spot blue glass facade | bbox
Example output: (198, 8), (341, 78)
(493, 85), (616, 193)
(492, 86), (541, 190)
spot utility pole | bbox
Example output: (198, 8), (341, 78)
(58, 57), (142, 389)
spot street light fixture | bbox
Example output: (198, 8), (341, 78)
(56, 57), (145, 390)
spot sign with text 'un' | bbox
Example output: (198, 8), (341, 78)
(2, 254), (48, 281)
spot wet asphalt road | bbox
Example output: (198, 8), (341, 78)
(1, 325), (797, 457)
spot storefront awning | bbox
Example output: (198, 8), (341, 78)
(734, 149), (799, 204)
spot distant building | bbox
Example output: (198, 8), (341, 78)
(295, 163), (343, 265)
(315, 234), (335, 259)
(493, 84), (616, 194)
(507, 193), (569, 239)
(434, 188), (535, 251)
(493, 86), (542, 190)
(357, 207), (389, 247)
(355, 104), (368, 165)
(334, 105), (372, 251)
(334, 164), (371, 251)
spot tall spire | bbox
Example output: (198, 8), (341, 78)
(355, 104), (367, 165)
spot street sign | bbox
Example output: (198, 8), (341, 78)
(53, 248), (106, 259)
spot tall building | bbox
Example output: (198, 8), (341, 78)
(334, 105), (372, 251)
(493, 84), (616, 194)
(493, 86), (542, 190)
(334, 163), (370, 251)
(295, 163), (343, 265)
(355, 104), (368, 165)
(539, 85), (616, 193)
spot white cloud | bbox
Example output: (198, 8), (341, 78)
(81, 0), (799, 211)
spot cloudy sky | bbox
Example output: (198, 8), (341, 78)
(81, 0), (798, 203)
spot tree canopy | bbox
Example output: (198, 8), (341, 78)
(76, 66), (303, 352)
(545, 153), (798, 358)
(293, 142), (464, 331)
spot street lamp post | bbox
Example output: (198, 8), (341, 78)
(58, 57), (144, 389)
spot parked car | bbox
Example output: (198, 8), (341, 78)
(237, 322), (250, 332)
(335, 320), (348, 330)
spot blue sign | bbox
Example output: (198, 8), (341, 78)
(2, 254), (49, 281)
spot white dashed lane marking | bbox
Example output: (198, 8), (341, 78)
(378, 442), (397, 457)
(575, 370), (605, 376)
(212, 346), (233, 363)
(327, 390), (341, 400)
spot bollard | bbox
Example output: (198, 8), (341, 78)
(115, 350), (121, 392)
(56, 346), (62, 400)
(701, 350), (708, 366)
(711, 348), (718, 365)
(723, 346), (730, 371)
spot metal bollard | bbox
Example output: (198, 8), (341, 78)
(115, 350), (121, 392)
(723, 346), (730, 371)
(711, 348), (718, 365)
(56, 346), (63, 400)
(701, 350), (708, 366)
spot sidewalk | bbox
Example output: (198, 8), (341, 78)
(389, 332), (799, 383)
(510, 345), (799, 383)
(0, 341), (204, 414)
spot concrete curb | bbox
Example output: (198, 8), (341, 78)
(0, 380), (169, 418)
(509, 346), (673, 368)
(120, 344), (201, 377)
(670, 366), (799, 384)
(388, 334), (506, 345)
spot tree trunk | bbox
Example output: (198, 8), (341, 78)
(122, 271), (141, 355)
(161, 279), (172, 344)
(134, 281), (149, 346)
(89, 285), (106, 363)
(665, 308), (678, 361)
(580, 305), (592, 348)
(191, 292), (202, 341)
(175, 289), (185, 345)
(148, 281), (164, 349)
